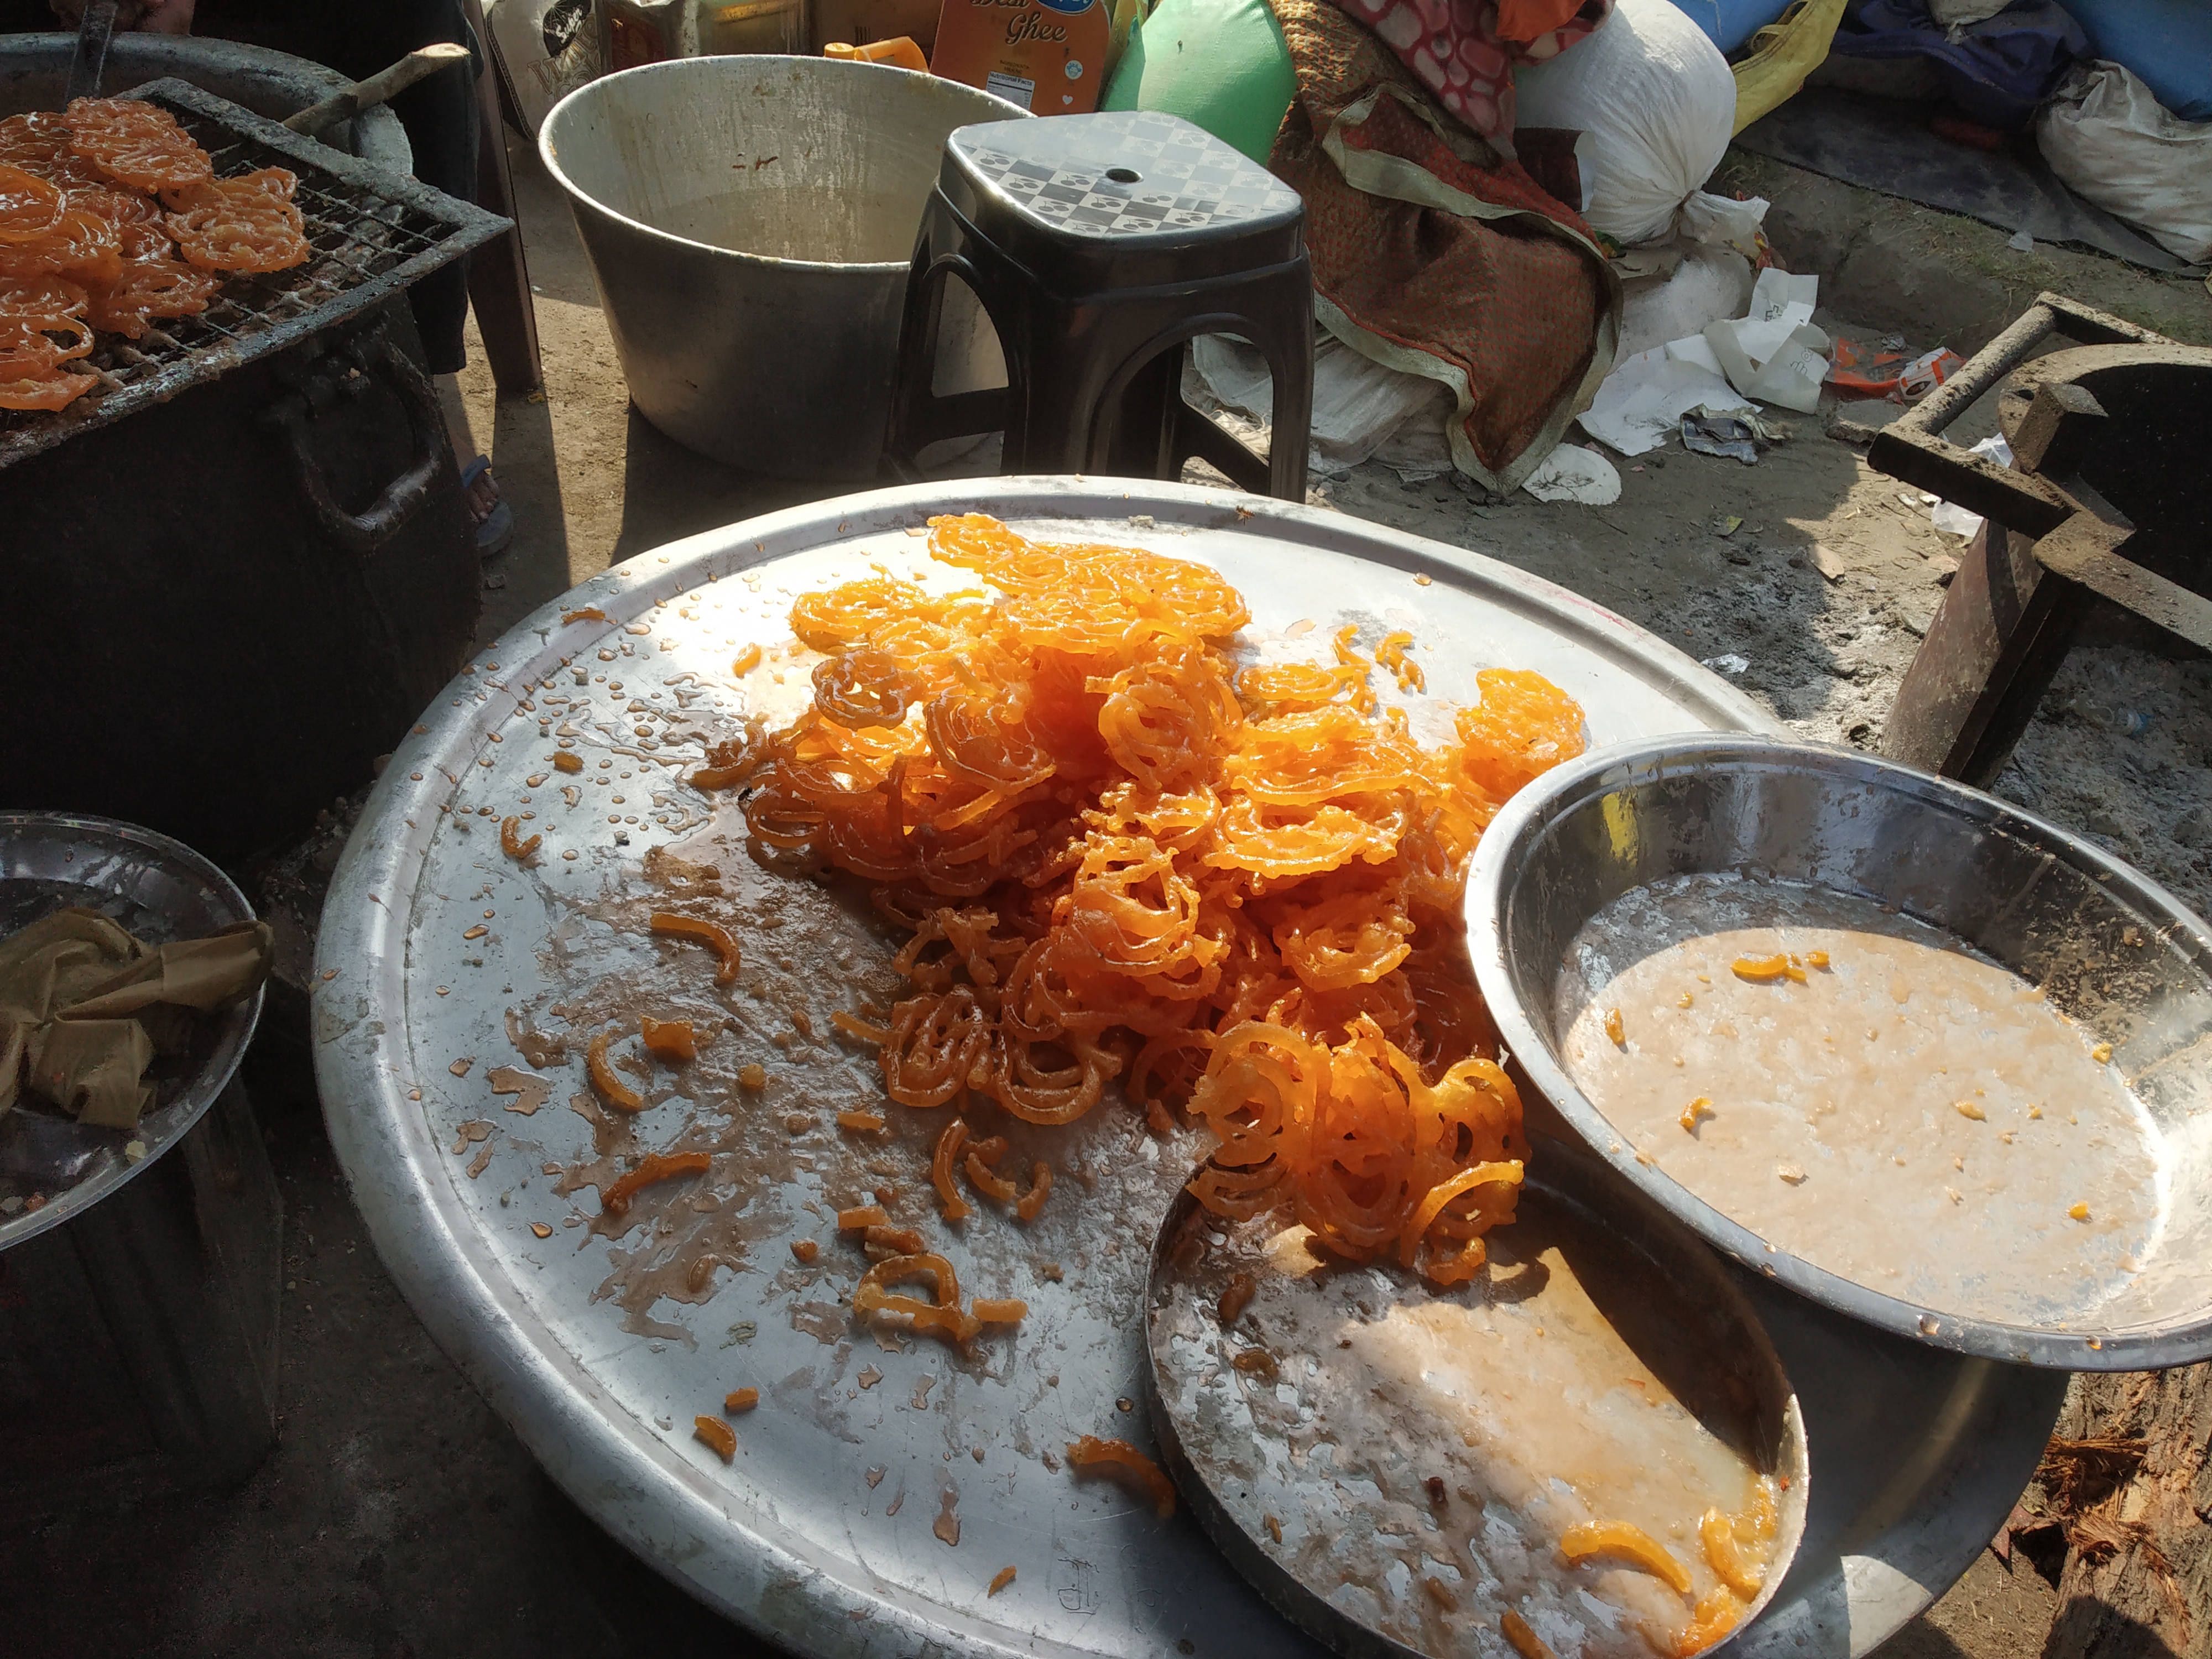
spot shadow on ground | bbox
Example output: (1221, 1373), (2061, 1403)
(0, 1030), (766, 1659)
(2042, 1598), (2187, 1659)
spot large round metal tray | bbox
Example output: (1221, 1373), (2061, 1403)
(0, 811), (263, 1253)
(312, 479), (2061, 1659)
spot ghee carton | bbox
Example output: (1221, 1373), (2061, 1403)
(931, 0), (1110, 114)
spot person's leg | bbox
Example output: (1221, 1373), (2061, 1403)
(385, 6), (480, 378)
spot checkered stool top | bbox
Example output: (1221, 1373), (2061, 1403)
(937, 111), (1304, 285)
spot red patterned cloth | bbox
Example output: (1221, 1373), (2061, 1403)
(1323, 0), (1610, 146)
(1267, 0), (1617, 491)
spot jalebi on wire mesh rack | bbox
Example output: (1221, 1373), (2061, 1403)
(693, 513), (1587, 1284)
(0, 100), (306, 411)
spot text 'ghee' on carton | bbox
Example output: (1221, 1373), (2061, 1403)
(930, 0), (1109, 114)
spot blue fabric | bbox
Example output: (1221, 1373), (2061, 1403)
(2059, 0), (2212, 121)
(1661, 0), (1797, 54)
(1830, 0), (2086, 129)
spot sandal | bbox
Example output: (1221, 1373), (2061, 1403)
(461, 455), (515, 558)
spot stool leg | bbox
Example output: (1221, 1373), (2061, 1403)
(1068, 313), (1258, 488)
(1230, 260), (1314, 502)
(1142, 324), (1286, 495)
(887, 226), (950, 474)
(1104, 347), (1183, 481)
(1009, 297), (1119, 475)
(888, 197), (1016, 473)
(1255, 314), (1313, 503)
(1173, 394), (1271, 493)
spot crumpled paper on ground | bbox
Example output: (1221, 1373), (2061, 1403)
(1578, 341), (1759, 456)
(1703, 268), (1829, 413)
(0, 908), (272, 1129)
(1931, 435), (2015, 536)
(1522, 443), (1622, 503)
(1681, 408), (1762, 463)
(1583, 265), (1828, 452)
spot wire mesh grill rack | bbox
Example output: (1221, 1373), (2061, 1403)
(0, 76), (512, 472)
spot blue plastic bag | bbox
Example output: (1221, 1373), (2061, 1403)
(2059, 0), (2212, 121)
(1663, 0), (1799, 55)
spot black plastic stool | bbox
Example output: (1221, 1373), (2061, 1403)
(887, 109), (1314, 499)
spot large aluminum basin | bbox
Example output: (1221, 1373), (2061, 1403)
(540, 55), (1021, 480)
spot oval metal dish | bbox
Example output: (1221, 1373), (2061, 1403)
(314, 478), (2060, 1659)
(1467, 734), (2212, 1370)
(1144, 1134), (1810, 1659)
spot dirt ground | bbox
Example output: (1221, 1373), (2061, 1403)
(10, 127), (2206, 1658)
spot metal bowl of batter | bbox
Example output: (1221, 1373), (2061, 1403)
(1466, 734), (2212, 1370)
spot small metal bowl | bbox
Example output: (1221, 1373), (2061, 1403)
(1467, 735), (2212, 1371)
(1144, 1134), (1809, 1659)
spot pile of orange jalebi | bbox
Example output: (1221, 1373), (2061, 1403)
(699, 514), (1587, 1284)
(0, 99), (306, 411)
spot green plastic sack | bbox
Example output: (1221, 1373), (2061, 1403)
(1100, 0), (1297, 166)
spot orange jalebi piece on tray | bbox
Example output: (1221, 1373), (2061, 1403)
(3, 307), (90, 357)
(688, 513), (1585, 1281)
(0, 111), (64, 164)
(852, 1250), (982, 1345)
(1272, 881), (1416, 991)
(227, 166), (296, 203)
(0, 112), (108, 190)
(0, 162), (64, 245)
(0, 274), (88, 318)
(0, 341), (97, 409)
(1235, 658), (1375, 720)
(81, 227), (218, 338)
(1203, 796), (1402, 879)
(1065, 1434), (1178, 1518)
(64, 96), (213, 194)
(164, 169), (308, 274)
(1453, 667), (1588, 801)
(65, 182), (162, 227)
(0, 207), (123, 285)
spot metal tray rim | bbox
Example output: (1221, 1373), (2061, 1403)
(1466, 732), (2212, 1371)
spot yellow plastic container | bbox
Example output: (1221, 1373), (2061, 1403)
(823, 34), (931, 69)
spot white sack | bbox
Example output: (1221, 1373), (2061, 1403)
(2037, 62), (2212, 267)
(1512, 0), (1738, 246)
(1188, 333), (1454, 474)
(1619, 241), (1755, 358)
